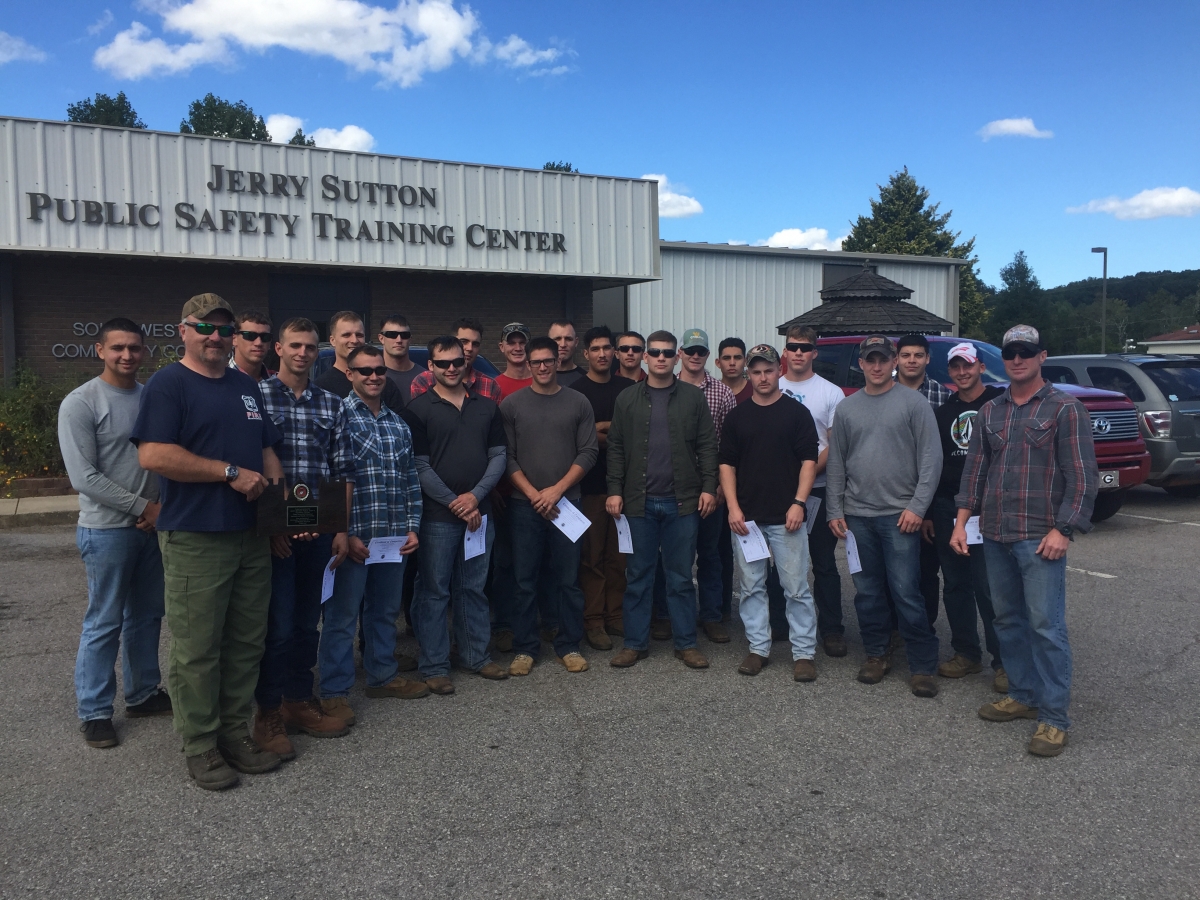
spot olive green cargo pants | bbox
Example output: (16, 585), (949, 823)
(159, 529), (271, 755)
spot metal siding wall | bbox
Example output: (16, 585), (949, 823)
(0, 118), (657, 280)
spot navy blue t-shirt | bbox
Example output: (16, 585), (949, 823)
(131, 362), (282, 532)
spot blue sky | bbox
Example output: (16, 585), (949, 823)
(2, 0), (1198, 288)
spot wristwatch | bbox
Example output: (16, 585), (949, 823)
(1055, 524), (1073, 537)
(791, 499), (808, 515)
(224, 464), (239, 482)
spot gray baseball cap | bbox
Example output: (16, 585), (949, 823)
(1001, 324), (1042, 350)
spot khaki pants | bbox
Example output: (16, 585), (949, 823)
(578, 494), (626, 631)
(159, 529), (271, 755)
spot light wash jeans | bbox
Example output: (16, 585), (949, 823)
(735, 524), (817, 660)
(414, 518), (495, 677)
(983, 537), (1071, 730)
(75, 526), (164, 721)
(320, 557), (406, 696)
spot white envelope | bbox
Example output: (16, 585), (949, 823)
(464, 514), (488, 560)
(614, 514), (633, 554)
(844, 529), (863, 574)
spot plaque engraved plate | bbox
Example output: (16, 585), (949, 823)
(257, 479), (349, 536)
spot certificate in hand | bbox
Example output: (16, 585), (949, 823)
(551, 498), (591, 544)
(366, 535), (408, 564)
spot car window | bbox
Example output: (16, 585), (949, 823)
(1041, 365), (1079, 385)
(812, 343), (850, 385)
(1140, 362), (1200, 401)
(1087, 366), (1146, 402)
(847, 344), (867, 389)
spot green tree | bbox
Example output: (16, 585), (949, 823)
(180, 94), (270, 141)
(543, 161), (577, 173)
(288, 128), (316, 147)
(65, 91), (145, 128)
(843, 167), (988, 337)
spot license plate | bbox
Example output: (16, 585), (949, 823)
(1100, 471), (1119, 487)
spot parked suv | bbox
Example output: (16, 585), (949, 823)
(1043, 354), (1200, 498)
(807, 335), (1151, 521)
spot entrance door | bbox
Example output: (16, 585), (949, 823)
(268, 273), (370, 342)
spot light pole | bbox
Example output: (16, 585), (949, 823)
(1092, 247), (1108, 353)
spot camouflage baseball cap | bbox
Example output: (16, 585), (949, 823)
(858, 334), (896, 358)
(681, 328), (709, 351)
(1001, 324), (1042, 350)
(501, 322), (531, 341)
(746, 344), (780, 366)
(181, 293), (234, 322)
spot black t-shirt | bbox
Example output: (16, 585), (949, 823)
(385, 365), (423, 406)
(130, 362), (282, 532)
(568, 374), (635, 495)
(402, 390), (507, 523)
(934, 385), (1004, 498)
(645, 384), (675, 495)
(557, 366), (584, 389)
(315, 366), (405, 414)
(719, 394), (819, 526)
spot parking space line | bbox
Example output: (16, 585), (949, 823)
(1067, 566), (1118, 579)
(1115, 512), (1178, 523)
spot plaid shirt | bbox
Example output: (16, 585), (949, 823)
(895, 373), (951, 408)
(410, 368), (502, 404)
(260, 377), (355, 494)
(342, 393), (423, 541)
(697, 372), (737, 443)
(955, 380), (1099, 542)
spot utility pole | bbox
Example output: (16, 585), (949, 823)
(1092, 247), (1108, 353)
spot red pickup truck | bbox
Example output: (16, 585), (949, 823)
(801, 335), (1150, 522)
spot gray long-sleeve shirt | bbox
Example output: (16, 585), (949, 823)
(825, 384), (942, 521)
(58, 377), (159, 529)
(500, 386), (598, 501)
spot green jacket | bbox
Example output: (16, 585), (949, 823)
(606, 377), (718, 517)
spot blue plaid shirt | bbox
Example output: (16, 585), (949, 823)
(895, 373), (952, 409)
(260, 377), (355, 495)
(343, 392), (422, 541)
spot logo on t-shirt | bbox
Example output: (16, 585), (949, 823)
(242, 395), (262, 421)
(951, 410), (979, 451)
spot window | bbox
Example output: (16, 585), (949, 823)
(1041, 365), (1079, 385)
(812, 342), (850, 385)
(1087, 366), (1146, 402)
(1140, 362), (1200, 401)
(847, 344), (868, 389)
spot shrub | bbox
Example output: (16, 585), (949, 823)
(0, 367), (88, 491)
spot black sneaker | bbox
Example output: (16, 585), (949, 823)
(81, 718), (118, 748)
(125, 688), (172, 718)
(217, 734), (281, 774)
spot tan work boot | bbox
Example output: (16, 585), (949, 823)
(509, 654), (535, 676)
(993, 667), (1009, 694)
(610, 648), (647, 668)
(253, 708), (296, 761)
(586, 628), (613, 651)
(1028, 723), (1068, 757)
(365, 676), (431, 699)
(281, 699), (349, 738)
(857, 656), (891, 684)
(674, 648), (709, 669)
(319, 697), (356, 726)
(978, 697), (1039, 722)
(425, 676), (455, 695)
(938, 654), (984, 678)
(558, 652), (589, 673)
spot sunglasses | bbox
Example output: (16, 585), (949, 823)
(430, 358), (466, 370)
(183, 321), (235, 338)
(380, 330), (411, 340)
(645, 347), (677, 358)
(681, 347), (708, 357)
(1002, 346), (1040, 360)
(785, 342), (816, 353)
(351, 366), (388, 377)
(617, 345), (644, 354)
(237, 330), (273, 343)
(529, 358), (557, 369)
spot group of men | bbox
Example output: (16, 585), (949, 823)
(60, 290), (1097, 792)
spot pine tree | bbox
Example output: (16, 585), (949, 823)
(288, 128), (316, 147)
(180, 94), (270, 141)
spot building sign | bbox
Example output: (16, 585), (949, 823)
(0, 118), (660, 282)
(52, 321), (184, 360)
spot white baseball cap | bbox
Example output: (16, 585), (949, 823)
(947, 341), (979, 364)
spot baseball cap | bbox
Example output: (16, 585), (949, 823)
(746, 344), (780, 366)
(181, 293), (233, 322)
(858, 334), (896, 358)
(501, 322), (531, 342)
(946, 341), (979, 364)
(681, 328), (709, 351)
(1002, 324), (1042, 350)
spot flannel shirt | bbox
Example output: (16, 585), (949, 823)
(697, 372), (737, 444)
(342, 393), (423, 541)
(260, 377), (355, 495)
(955, 380), (1099, 542)
(895, 373), (951, 409)
(410, 368), (502, 404)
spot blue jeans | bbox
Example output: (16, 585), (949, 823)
(846, 515), (939, 675)
(74, 526), (164, 721)
(320, 556), (406, 696)
(983, 538), (1071, 730)
(654, 505), (725, 625)
(508, 497), (585, 659)
(254, 534), (332, 709)
(930, 496), (1001, 668)
(414, 518), (495, 677)
(736, 524), (817, 660)
(489, 501), (517, 633)
(624, 495), (699, 651)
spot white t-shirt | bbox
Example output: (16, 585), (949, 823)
(780, 373), (845, 487)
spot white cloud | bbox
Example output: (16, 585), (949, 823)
(312, 125), (376, 151)
(754, 227), (846, 252)
(978, 117), (1054, 141)
(642, 173), (703, 219)
(94, 0), (563, 86)
(266, 114), (306, 142)
(87, 10), (115, 36)
(0, 31), (47, 64)
(1066, 186), (1200, 221)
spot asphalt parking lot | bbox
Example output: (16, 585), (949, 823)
(1, 485), (1197, 899)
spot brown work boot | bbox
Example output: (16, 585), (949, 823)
(394, 651), (418, 672)
(365, 676), (431, 699)
(738, 653), (768, 676)
(909, 674), (939, 698)
(610, 647), (648, 668)
(674, 648), (709, 669)
(477, 662), (509, 680)
(650, 619), (672, 641)
(702, 621), (731, 643)
(558, 652), (589, 673)
(793, 659), (817, 682)
(586, 627), (613, 651)
(1028, 723), (1068, 757)
(319, 697), (356, 726)
(509, 654), (535, 676)
(425, 676), (455, 695)
(253, 708), (296, 761)
(937, 654), (984, 678)
(492, 630), (514, 653)
(821, 633), (848, 658)
(281, 698), (349, 738)
(857, 656), (891, 684)
(978, 697), (1039, 722)
(993, 667), (1009, 694)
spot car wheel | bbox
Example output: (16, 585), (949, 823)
(1091, 490), (1127, 523)
(1163, 484), (1200, 499)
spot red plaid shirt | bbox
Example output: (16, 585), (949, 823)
(410, 368), (502, 404)
(694, 372), (737, 444)
(955, 380), (1099, 542)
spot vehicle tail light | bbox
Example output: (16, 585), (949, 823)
(1143, 410), (1171, 438)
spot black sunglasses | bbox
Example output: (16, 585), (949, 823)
(351, 366), (388, 377)
(430, 358), (466, 370)
(237, 330), (273, 343)
(183, 321), (236, 338)
(786, 342), (816, 353)
(1001, 345), (1041, 360)
(645, 347), (677, 358)
(617, 345), (644, 354)
(681, 347), (708, 357)
(380, 330), (411, 340)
